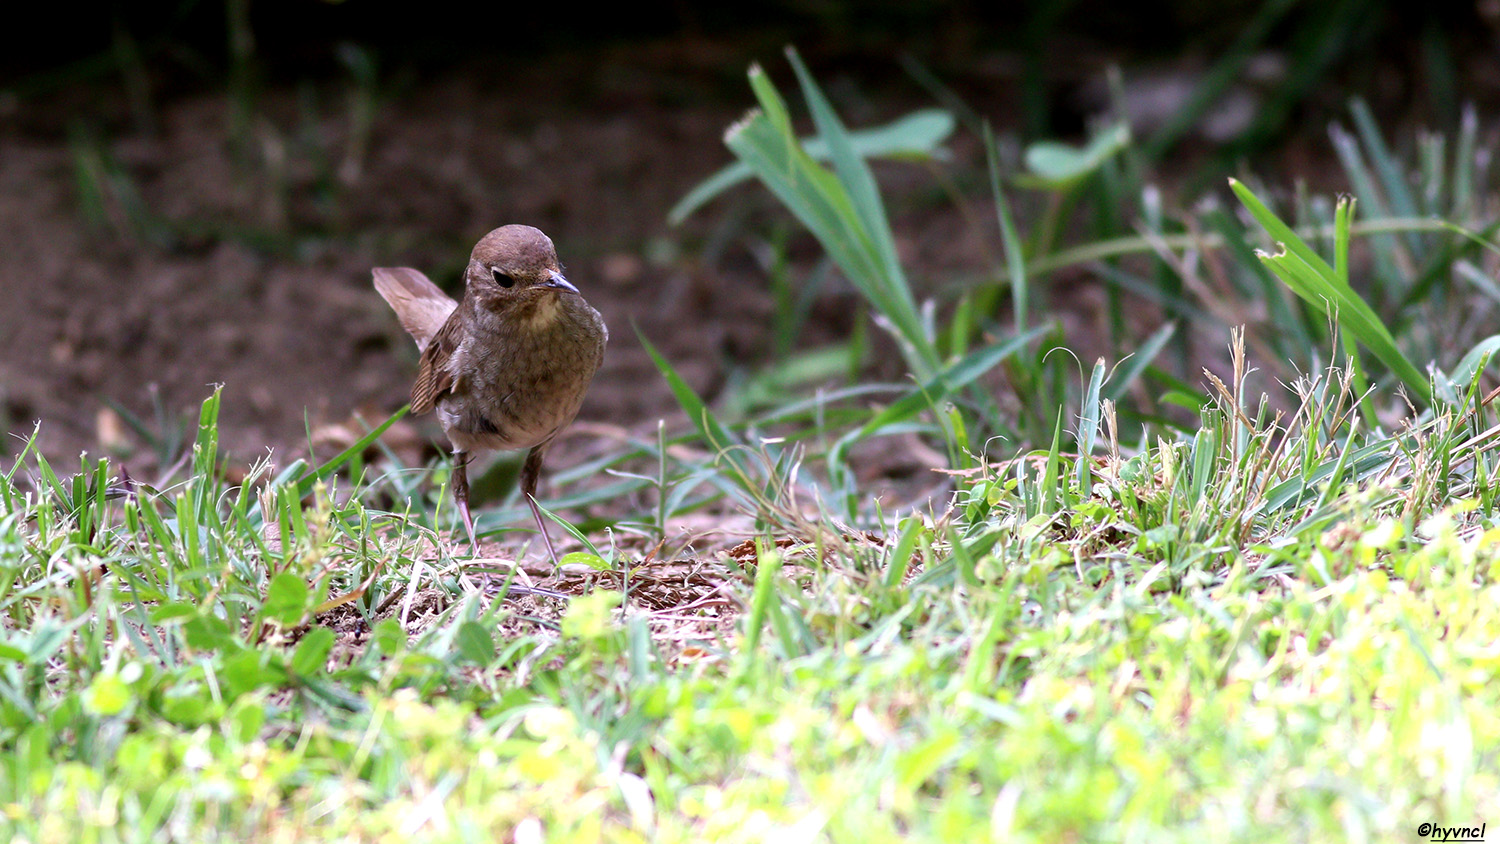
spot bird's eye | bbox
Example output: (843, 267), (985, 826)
(491, 269), (515, 288)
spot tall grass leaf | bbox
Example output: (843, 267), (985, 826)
(727, 115), (889, 329)
(191, 388), (222, 482)
(1021, 122), (1130, 187)
(1454, 105), (1478, 218)
(2, 426), (38, 486)
(743, 541), (782, 658)
(1301, 420), (1353, 509)
(1254, 437), (1398, 516)
(731, 103), (865, 274)
(1437, 220), (1500, 260)
(1042, 414), (1063, 513)
(635, 327), (747, 476)
(1334, 196), (1376, 420)
(831, 325), (1048, 470)
(1077, 360), (1106, 493)
(1230, 178), (1338, 278)
(1350, 99), (1421, 224)
(985, 123), (1028, 333)
(247, 408), (408, 530)
(884, 516), (924, 588)
(1259, 245), (1426, 402)
(1333, 195), (1352, 284)
(1419, 130), (1446, 212)
(747, 63), (794, 136)
(1329, 124), (1403, 290)
(1231, 178), (1431, 403)
(785, 48), (906, 303)
(1448, 336), (1500, 391)
(669, 109), (954, 224)
(727, 57), (935, 379)
(948, 292), (975, 358)
(533, 499), (605, 562)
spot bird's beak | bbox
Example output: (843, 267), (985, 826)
(543, 271), (579, 294)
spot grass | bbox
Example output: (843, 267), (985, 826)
(9, 50), (1500, 842)
(6, 350), (1500, 841)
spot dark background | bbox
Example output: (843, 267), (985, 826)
(11, 1), (1490, 134)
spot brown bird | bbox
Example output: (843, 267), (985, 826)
(374, 225), (607, 563)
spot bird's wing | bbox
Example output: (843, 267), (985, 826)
(411, 308), (462, 415)
(373, 267), (458, 351)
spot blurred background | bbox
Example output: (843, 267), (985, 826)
(3, 0), (1498, 478)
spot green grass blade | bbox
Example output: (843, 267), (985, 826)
(833, 325), (1048, 462)
(985, 123), (1028, 333)
(1230, 178), (1431, 404)
(1077, 359), (1106, 494)
(635, 326), (749, 481)
(786, 48), (907, 307)
(1350, 98), (1420, 221)
(248, 407), (407, 528)
(669, 109), (953, 225)
(726, 56), (936, 379)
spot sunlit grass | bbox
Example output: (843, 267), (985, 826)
(5, 351), (1500, 842)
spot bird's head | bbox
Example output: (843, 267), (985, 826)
(464, 225), (580, 318)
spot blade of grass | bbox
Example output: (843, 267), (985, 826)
(1230, 179), (1431, 404)
(669, 109), (953, 225)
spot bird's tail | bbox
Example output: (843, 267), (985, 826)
(373, 267), (458, 351)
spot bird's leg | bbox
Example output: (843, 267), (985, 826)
(520, 445), (561, 566)
(451, 451), (481, 556)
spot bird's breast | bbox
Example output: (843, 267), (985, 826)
(438, 297), (604, 453)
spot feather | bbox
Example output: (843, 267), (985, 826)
(372, 267), (458, 351)
(411, 311), (462, 414)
